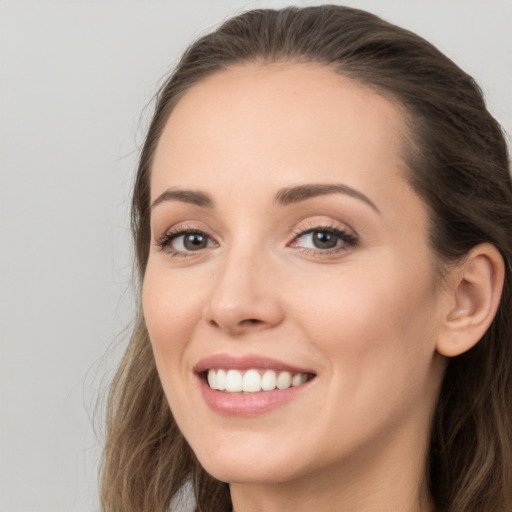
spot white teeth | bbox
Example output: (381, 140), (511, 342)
(261, 369), (277, 391)
(291, 373), (303, 387)
(276, 371), (292, 390)
(207, 369), (217, 389)
(216, 369), (226, 391)
(242, 369), (261, 392)
(206, 368), (310, 393)
(225, 369), (243, 392)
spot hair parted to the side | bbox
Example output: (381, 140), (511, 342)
(100, 5), (512, 512)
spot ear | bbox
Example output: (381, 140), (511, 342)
(437, 243), (505, 357)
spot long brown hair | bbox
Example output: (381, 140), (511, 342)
(101, 6), (512, 512)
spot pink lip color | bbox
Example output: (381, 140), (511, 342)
(193, 353), (314, 374)
(194, 354), (315, 417)
(199, 380), (311, 416)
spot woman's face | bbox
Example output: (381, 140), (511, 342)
(143, 63), (447, 487)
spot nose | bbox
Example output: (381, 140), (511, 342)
(203, 245), (285, 335)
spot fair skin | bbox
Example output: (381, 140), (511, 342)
(142, 62), (502, 512)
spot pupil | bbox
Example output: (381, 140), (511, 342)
(184, 233), (207, 250)
(313, 231), (337, 249)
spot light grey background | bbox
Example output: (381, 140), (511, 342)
(1, 1), (511, 511)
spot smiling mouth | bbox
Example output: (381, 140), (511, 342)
(205, 368), (315, 393)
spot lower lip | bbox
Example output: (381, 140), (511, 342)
(198, 376), (313, 416)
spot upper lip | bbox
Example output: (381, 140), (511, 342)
(193, 353), (315, 375)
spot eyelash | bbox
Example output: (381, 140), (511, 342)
(156, 226), (213, 258)
(155, 223), (358, 258)
(290, 224), (358, 255)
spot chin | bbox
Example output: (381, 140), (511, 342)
(200, 458), (295, 486)
(189, 435), (304, 485)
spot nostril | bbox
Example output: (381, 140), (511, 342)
(207, 317), (265, 333)
(243, 319), (263, 325)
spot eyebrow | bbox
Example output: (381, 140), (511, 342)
(150, 183), (379, 213)
(151, 188), (214, 209)
(275, 183), (379, 212)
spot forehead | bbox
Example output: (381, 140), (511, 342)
(151, 61), (412, 203)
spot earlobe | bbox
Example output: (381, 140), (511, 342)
(436, 243), (505, 357)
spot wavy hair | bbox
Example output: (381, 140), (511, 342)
(101, 5), (512, 512)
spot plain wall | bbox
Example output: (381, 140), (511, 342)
(1, 1), (511, 510)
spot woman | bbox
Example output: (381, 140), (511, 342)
(101, 5), (512, 512)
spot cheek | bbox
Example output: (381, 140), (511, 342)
(290, 257), (440, 383)
(142, 263), (206, 374)
(289, 261), (442, 453)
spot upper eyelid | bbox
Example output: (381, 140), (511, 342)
(154, 214), (358, 240)
(290, 218), (356, 238)
(157, 221), (217, 239)
(157, 218), (356, 234)
(291, 226), (357, 247)
(159, 227), (218, 246)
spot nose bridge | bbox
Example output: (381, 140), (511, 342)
(204, 235), (283, 333)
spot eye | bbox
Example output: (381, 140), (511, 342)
(291, 227), (357, 252)
(174, 231), (211, 251)
(157, 229), (217, 255)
